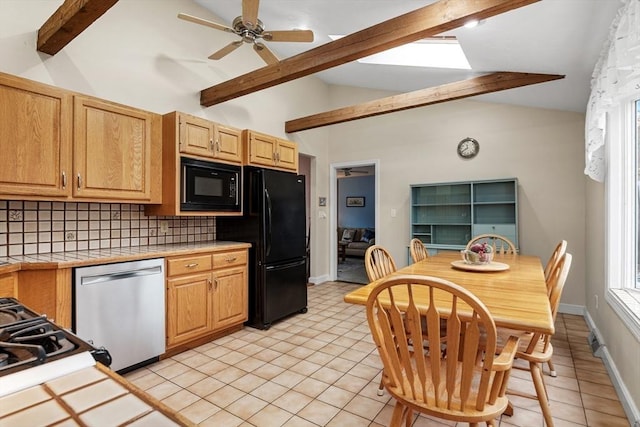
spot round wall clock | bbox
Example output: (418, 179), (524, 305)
(457, 137), (480, 159)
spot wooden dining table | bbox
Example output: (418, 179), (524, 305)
(344, 251), (554, 335)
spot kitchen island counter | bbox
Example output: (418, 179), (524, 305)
(0, 359), (194, 426)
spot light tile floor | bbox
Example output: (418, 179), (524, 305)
(124, 282), (630, 426)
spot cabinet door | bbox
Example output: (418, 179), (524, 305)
(0, 74), (72, 198)
(74, 96), (156, 201)
(211, 266), (247, 330)
(178, 113), (215, 158)
(276, 138), (298, 172)
(166, 272), (213, 347)
(472, 224), (517, 247)
(213, 124), (242, 163)
(246, 131), (277, 167)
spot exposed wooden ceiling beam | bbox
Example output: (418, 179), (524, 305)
(284, 72), (564, 133)
(37, 0), (119, 55)
(200, 0), (540, 107)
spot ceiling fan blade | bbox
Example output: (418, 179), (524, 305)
(178, 13), (234, 33)
(263, 30), (314, 43)
(253, 42), (279, 65)
(242, 0), (260, 29)
(209, 41), (244, 60)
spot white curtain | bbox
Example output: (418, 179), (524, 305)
(585, 0), (640, 182)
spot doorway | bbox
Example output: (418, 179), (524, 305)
(330, 160), (379, 283)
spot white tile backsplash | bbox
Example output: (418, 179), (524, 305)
(0, 201), (216, 257)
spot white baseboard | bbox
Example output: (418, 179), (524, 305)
(584, 311), (640, 427)
(558, 303), (585, 316)
(309, 274), (330, 285)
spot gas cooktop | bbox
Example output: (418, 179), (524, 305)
(0, 297), (111, 377)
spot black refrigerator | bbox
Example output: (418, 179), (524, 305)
(217, 167), (307, 329)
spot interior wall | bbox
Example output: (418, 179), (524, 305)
(325, 84), (587, 307)
(585, 179), (639, 417)
(337, 176), (375, 229)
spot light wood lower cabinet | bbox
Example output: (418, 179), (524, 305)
(16, 268), (72, 328)
(165, 250), (248, 349)
(0, 272), (17, 299)
(166, 272), (212, 346)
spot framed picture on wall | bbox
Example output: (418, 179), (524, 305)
(346, 196), (365, 207)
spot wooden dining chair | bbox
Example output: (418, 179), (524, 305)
(364, 245), (397, 282)
(366, 274), (520, 427)
(497, 252), (572, 427)
(409, 238), (429, 263)
(544, 240), (567, 284)
(467, 234), (517, 255)
(541, 239), (567, 377)
(364, 245), (398, 395)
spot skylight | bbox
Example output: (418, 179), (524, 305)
(329, 36), (471, 70)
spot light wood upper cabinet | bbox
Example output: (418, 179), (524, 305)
(215, 124), (243, 164)
(171, 111), (242, 164)
(275, 138), (298, 171)
(145, 111), (243, 216)
(73, 96), (161, 203)
(0, 73), (161, 203)
(0, 72), (72, 198)
(243, 130), (298, 172)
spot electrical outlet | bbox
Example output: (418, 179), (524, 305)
(160, 221), (169, 233)
(391, 208), (397, 218)
(594, 294), (599, 310)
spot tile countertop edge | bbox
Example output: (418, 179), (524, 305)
(0, 241), (252, 271)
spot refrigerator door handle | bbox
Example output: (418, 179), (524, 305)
(265, 187), (273, 256)
(265, 258), (307, 271)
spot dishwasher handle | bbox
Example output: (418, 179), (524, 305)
(80, 266), (163, 286)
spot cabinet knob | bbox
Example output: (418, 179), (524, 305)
(62, 172), (67, 189)
(77, 173), (82, 189)
(207, 278), (212, 290)
(226, 256), (237, 263)
(186, 263), (198, 268)
(215, 140), (220, 152)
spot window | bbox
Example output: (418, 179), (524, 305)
(606, 96), (640, 340)
(637, 99), (640, 288)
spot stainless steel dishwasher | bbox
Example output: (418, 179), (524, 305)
(74, 258), (165, 372)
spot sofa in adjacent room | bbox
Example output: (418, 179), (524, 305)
(337, 227), (376, 257)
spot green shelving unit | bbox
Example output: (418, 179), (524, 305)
(410, 178), (518, 252)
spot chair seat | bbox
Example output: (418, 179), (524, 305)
(496, 328), (553, 363)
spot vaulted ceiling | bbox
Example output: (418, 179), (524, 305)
(37, 0), (619, 120)
(193, 0), (619, 113)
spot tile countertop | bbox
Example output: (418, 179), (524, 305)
(0, 361), (194, 426)
(0, 241), (251, 271)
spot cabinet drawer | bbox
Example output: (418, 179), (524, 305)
(167, 254), (213, 276)
(212, 250), (247, 269)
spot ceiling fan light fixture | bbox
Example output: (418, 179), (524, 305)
(179, 0), (314, 65)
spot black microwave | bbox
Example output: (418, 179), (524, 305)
(181, 157), (241, 212)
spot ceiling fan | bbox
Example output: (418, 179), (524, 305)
(339, 168), (369, 177)
(178, 0), (314, 65)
